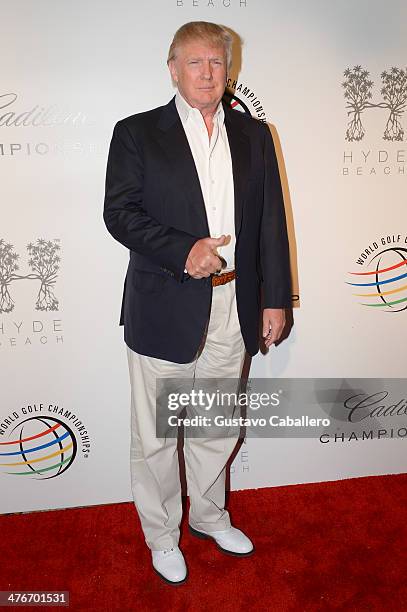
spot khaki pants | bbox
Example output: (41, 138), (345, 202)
(126, 280), (246, 551)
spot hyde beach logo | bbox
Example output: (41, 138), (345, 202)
(0, 238), (63, 350)
(0, 238), (60, 313)
(341, 65), (406, 177)
(346, 234), (407, 312)
(175, 0), (248, 8)
(0, 404), (91, 480)
(343, 65), (407, 142)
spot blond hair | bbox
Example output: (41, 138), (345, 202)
(167, 21), (233, 70)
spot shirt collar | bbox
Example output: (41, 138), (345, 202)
(175, 90), (224, 125)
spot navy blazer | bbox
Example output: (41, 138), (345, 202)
(104, 96), (291, 363)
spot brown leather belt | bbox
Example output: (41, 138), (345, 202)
(211, 270), (236, 287)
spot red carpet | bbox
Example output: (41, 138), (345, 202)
(1, 474), (406, 611)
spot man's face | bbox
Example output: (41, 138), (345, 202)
(169, 39), (227, 113)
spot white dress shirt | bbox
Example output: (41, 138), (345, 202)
(175, 91), (235, 272)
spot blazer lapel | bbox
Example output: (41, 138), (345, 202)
(224, 102), (251, 241)
(156, 98), (209, 237)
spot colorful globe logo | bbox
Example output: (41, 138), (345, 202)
(347, 247), (407, 312)
(0, 417), (77, 479)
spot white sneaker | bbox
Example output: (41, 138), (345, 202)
(151, 546), (187, 584)
(189, 525), (254, 556)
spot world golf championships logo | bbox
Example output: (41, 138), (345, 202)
(0, 417), (77, 479)
(223, 89), (252, 116)
(223, 80), (267, 122)
(347, 241), (407, 312)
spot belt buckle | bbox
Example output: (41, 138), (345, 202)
(212, 271), (223, 287)
(212, 269), (235, 287)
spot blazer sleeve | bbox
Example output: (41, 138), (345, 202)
(259, 124), (292, 308)
(103, 120), (199, 282)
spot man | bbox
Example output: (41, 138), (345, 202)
(104, 21), (291, 585)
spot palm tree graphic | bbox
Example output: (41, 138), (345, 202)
(0, 238), (60, 313)
(343, 65), (406, 142)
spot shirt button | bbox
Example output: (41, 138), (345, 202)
(212, 206), (216, 211)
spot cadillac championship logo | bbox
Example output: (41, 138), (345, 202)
(0, 91), (100, 157)
(347, 234), (407, 312)
(0, 404), (91, 479)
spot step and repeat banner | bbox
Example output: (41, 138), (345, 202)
(1, 1), (406, 513)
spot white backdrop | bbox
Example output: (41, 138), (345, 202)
(1, 0), (406, 514)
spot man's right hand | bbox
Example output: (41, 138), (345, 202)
(185, 235), (228, 279)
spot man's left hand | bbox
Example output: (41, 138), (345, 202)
(262, 308), (286, 348)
